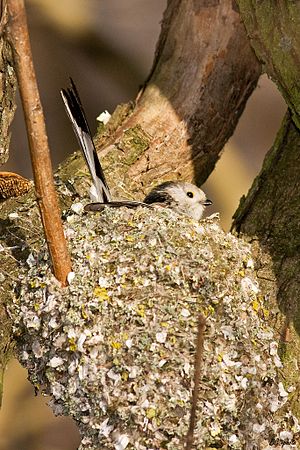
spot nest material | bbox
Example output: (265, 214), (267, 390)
(9, 203), (299, 449)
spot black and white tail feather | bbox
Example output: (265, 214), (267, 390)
(61, 79), (111, 204)
(61, 79), (212, 220)
(61, 79), (148, 211)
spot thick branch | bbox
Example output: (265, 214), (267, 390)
(91, 0), (261, 199)
(233, 112), (300, 319)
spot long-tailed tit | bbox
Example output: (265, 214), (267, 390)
(61, 80), (212, 220)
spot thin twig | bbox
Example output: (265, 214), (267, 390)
(6, 0), (72, 285)
(185, 314), (206, 450)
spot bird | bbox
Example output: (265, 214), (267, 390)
(143, 181), (212, 221)
(61, 79), (212, 220)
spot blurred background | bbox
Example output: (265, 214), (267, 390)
(0, 0), (286, 449)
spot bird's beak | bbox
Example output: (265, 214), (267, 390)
(203, 199), (213, 206)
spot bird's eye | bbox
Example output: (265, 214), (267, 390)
(187, 191), (194, 198)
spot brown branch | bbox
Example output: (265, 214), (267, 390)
(185, 314), (206, 450)
(6, 0), (71, 285)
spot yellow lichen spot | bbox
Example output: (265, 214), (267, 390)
(111, 341), (122, 350)
(68, 337), (77, 352)
(127, 220), (134, 227)
(147, 299), (154, 308)
(146, 408), (156, 419)
(239, 270), (245, 277)
(133, 277), (141, 286)
(125, 235), (134, 242)
(160, 322), (168, 328)
(208, 305), (215, 314)
(29, 280), (37, 288)
(164, 265), (171, 271)
(135, 304), (145, 317)
(252, 300), (260, 312)
(121, 371), (129, 381)
(81, 305), (88, 319)
(153, 417), (161, 426)
(34, 303), (40, 311)
(93, 286), (109, 302)
(263, 308), (270, 319)
(121, 332), (129, 340)
(217, 354), (223, 362)
(169, 335), (177, 345)
(86, 254), (91, 260)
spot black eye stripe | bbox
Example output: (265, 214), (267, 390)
(187, 191), (194, 198)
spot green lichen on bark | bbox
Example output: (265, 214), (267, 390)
(116, 125), (151, 165)
(95, 102), (135, 147)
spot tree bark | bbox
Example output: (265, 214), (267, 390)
(0, 1), (16, 165)
(236, 0), (300, 128)
(90, 0), (261, 200)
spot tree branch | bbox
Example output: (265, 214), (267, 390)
(236, 0), (300, 129)
(90, 0), (261, 200)
(7, 0), (72, 284)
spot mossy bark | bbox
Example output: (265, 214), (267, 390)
(232, 113), (300, 407)
(236, 0), (300, 127)
(0, 4), (16, 166)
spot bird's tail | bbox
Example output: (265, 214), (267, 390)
(60, 79), (111, 203)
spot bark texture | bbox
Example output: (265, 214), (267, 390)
(0, 2), (16, 165)
(236, 1), (300, 127)
(233, 113), (300, 412)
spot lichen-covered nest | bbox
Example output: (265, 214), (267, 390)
(9, 203), (299, 449)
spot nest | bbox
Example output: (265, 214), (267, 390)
(9, 203), (299, 449)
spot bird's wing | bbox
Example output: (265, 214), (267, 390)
(84, 201), (152, 212)
(60, 79), (111, 203)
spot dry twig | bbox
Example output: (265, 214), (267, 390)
(6, 0), (71, 284)
(185, 314), (206, 450)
